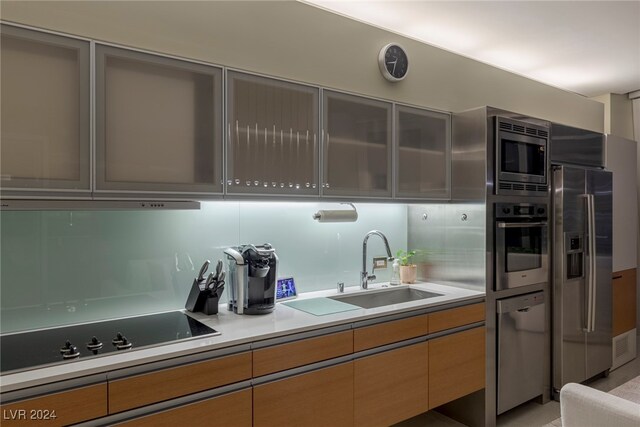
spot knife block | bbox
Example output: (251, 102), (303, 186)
(185, 278), (207, 313)
(202, 290), (222, 315)
(185, 278), (224, 315)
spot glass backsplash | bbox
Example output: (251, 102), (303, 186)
(0, 202), (408, 333)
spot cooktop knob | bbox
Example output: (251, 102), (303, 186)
(116, 336), (133, 350)
(60, 340), (73, 354)
(112, 332), (125, 345)
(87, 336), (103, 351)
(502, 207), (511, 214)
(537, 207), (545, 214)
(62, 345), (80, 359)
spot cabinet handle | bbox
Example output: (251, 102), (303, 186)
(612, 275), (623, 280)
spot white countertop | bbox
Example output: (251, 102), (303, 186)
(0, 282), (483, 393)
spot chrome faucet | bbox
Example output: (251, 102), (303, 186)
(361, 230), (394, 289)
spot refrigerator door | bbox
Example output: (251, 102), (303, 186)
(553, 166), (588, 391)
(585, 169), (613, 378)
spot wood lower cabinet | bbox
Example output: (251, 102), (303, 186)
(0, 383), (107, 427)
(354, 314), (428, 352)
(108, 351), (252, 413)
(116, 388), (252, 427)
(613, 268), (637, 337)
(253, 362), (354, 427)
(253, 331), (353, 376)
(354, 342), (429, 427)
(428, 303), (485, 333)
(1, 301), (486, 427)
(428, 326), (485, 409)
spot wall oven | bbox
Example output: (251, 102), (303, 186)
(495, 202), (549, 291)
(496, 117), (549, 196)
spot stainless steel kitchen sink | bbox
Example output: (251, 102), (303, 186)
(328, 287), (442, 309)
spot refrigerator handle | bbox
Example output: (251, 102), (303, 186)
(585, 194), (597, 333)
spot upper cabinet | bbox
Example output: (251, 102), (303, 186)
(95, 45), (223, 196)
(0, 25), (90, 195)
(323, 91), (392, 198)
(1, 25), (452, 202)
(395, 105), (450, 199)
(226, 71), (319, 195)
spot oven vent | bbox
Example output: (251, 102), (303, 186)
(499, 118), (549, 139)
(499, 182), (527, 191)
(612, 329), (636, 370)
(499, 122), (512, 131)
(499, 182), (548, 193)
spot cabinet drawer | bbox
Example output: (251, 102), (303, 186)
(116, 388), (252, 427)
(108, 351), (252, 414)
(354, 314), (428, 351)
(428, 303), (485, 333)
(613, 269), (637, 336)
(253, 331), (353, 376)
(254, 362), (353, 427)
(429, 326), (485, 409)
(354, 342), (428, 427)
(0, 383), (107, 426)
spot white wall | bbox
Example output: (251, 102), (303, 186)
(1, 1), (603, 131)
(592, 93), (635, 140)
(632, 96), (640, 331)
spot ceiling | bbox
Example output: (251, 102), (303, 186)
(304, 1), (640, 98)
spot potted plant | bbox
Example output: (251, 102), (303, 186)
(395, 249), (417, 284)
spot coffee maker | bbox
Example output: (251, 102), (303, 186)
(224, 243), (278, 315)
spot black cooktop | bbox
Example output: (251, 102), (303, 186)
(0, 311), (219, 374)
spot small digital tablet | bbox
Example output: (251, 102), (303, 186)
(276, 277), (298, 301)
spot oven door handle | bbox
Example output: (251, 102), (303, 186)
(497, 222), (547, 228)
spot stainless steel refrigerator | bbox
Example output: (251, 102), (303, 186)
(551, 164), (612, 397)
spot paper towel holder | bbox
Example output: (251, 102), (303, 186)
(312, 203), (358, 223)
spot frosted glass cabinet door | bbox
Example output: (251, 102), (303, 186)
(395, 105), (450, 199)
(227, 72), (319, 195)
(323, 91), (392, 198)
(0, 25), (90, 193)
(95, 45), (223, 195)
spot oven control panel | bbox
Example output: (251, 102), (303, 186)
(496, 203), (547, 219)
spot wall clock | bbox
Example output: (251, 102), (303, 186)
(378, 43), (409, 82)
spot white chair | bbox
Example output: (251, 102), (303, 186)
(560, 382), (640, 427)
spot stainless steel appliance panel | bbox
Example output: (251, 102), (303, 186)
(494, 202), (549, 291)
(585, 169), (612, 378)
(495, 116), (550, 196)
(451, 108), (488, 202)
(408, 203), (486, 291)
(552, 166), (613, 395)
(497, 291), (545, 414)
(551, 124), (605, 168)
(553, 166), (588, 389)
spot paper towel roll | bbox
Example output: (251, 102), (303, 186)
(312, 206), (358, 222)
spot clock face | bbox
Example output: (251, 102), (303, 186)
(379, 44), (409, 81)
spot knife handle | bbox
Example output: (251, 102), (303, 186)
(198, 260), (210, 281)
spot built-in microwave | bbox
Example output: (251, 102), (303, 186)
(496, 117), (549, 196)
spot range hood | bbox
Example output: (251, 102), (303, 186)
(0, 200), (201, 211)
